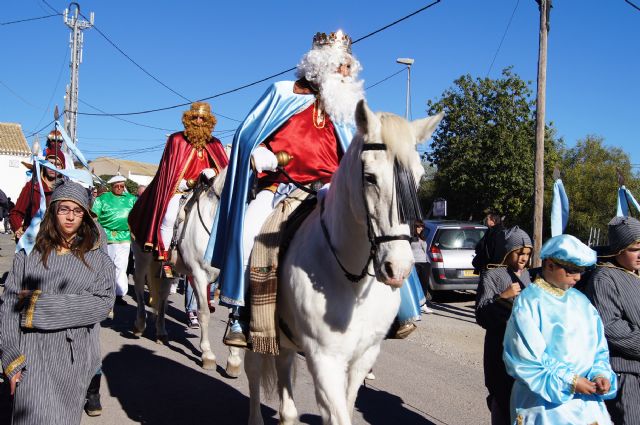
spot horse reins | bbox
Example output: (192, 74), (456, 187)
(196, 182), (219, 236)
(319, 143), (412, 283)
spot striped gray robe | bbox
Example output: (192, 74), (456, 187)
(0, 246), (115, 425)
(583, 262), (640, 425)
(475, 266), (530, 424)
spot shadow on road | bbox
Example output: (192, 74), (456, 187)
(356, 385), (436, 424)
(106, 298), (205, 367)
(103, 344), (279, 425)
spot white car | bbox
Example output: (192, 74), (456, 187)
(422, 220), (487, 300)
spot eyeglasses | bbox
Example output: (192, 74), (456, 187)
(112, 184), (125, 189)
(553, 261), (586, 275)
(57, 205), (85, 217)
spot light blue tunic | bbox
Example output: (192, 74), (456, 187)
(503, 278), (617, 425)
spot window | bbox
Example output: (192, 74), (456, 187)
(435, 228), (486, 250)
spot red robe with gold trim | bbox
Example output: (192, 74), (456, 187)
(128, 132), (228, 257)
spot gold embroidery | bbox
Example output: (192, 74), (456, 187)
(4, 354), (25, 377)
(534, 277), (566, 297)
(516, 414), (524, 425)
(173, 149), (196, 195)
(570, 374), (578, 394)
(24, 289), (42, 329)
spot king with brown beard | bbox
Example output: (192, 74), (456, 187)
(128, 102), (228, 261)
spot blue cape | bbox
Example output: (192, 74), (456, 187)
(204, 81), (353, 306)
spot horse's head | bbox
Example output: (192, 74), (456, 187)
(354, 100), (443, 287)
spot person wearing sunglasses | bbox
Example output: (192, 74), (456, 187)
(503, 234), (617, 424)
(583, 216), (640, 425)
(0, 181), (114, 424)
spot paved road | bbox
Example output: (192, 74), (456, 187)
(0, 232), (490, 425)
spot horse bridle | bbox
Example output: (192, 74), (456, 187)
(320, 143), (412, 283)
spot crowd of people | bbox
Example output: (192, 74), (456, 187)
(474, 211), (640, 424)
(0, 28), (638, 425)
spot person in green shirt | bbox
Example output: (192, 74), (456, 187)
(92, 175), (137, 305)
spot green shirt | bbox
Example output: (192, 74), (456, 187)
(92, 192), (137, 243)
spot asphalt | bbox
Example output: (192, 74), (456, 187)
(0, 232), (490, 425)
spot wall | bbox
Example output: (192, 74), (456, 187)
(0, 154), (30, 201)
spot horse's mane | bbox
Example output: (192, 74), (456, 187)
(378, 112), (418, 168)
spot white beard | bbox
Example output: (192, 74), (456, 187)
(318, 73), (364, 126)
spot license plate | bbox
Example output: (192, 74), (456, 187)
(462, 269), (475, 277)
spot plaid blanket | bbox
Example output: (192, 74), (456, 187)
(249, 188), (310, 355)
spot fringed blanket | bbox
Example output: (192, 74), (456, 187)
(249, 188), (311, 355)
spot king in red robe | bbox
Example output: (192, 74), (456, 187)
(128, 102), (228, 260)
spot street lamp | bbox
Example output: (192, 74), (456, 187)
(396, 58), (414, 119)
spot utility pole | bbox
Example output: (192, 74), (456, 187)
(532, 0), (551, 267)
(63, 2), (94, 145)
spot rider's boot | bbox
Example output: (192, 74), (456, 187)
(223, 308), (248, 348)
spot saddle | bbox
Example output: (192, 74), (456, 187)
(248, 190), (317, 355)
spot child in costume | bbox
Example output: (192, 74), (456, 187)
(503, 234), (617, 424)
(475, 226), (532, 425)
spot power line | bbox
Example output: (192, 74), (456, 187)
(31, 48), (70, 131)
(42, 0), (193, 104)
(77, 99), (178, 132)
(1, 13), (61, 26)
(486, 0), (520, 77)
(351, 0), (441, 45)
(25, 117), (60, 138)
(625, 0), (640, 12)
(365, 69), (405, 90)
(75, 0), (444, 118)
(81, 17), (193, 103)
(0, 80), (41, 109)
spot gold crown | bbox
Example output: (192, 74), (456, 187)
(189, 102), (212, 117)
(312, 30), (352, 53)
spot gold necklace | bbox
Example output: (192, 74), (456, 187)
(313, 99), (325, 129)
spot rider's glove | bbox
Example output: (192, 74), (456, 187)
(251, 146), (278, 173)
(178, 179), (190, 192)
(201, 168), (217, 180)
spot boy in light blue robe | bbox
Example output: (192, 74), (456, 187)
(503, 234), (617, 424)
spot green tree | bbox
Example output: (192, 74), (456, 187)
(556, 136), (640, 242)
(425, 68), (559, 227)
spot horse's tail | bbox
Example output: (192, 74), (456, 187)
(260, 351), (298, 398)
(261, 355), (277, 397)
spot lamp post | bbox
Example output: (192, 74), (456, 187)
(396, 57), (414, 119)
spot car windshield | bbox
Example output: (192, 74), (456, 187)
(435, 228), (486, 250)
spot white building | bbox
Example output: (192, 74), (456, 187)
(89, 156), (158, 186)
(0, 123), (32, 201)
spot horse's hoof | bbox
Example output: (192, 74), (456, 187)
(133, 327), (144, 337)
(156, 335), (169, 345)
(226, 361), (242, 378)
(202, 358), (217, 370)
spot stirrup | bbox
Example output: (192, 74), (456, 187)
(222, 318), (248, 348)
(160, 263), (175, 279)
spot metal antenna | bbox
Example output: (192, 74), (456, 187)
(63, 2), (94, 145)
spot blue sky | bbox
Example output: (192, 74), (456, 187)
(2, 0), (639, 168)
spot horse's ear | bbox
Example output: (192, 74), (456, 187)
(355, 100), (378, 137)
(411, 111), (444, 144)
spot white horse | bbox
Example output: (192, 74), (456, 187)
(131, 167), (242, 376)
(245, 101), (443, 425)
